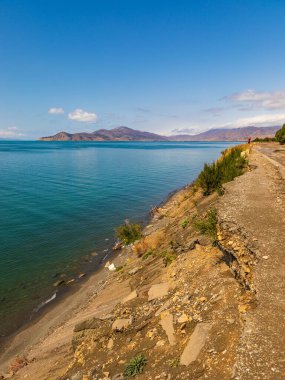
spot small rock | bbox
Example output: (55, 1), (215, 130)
(105, 261), (111, 268)
(238, 304), (247, 314)
(177, 313), (189, 323)
(113, 241), (123, 251)
(112, 318), (132, 331)
(70, 371), (83, 380)
(180, 322), (187, 330)
(107, 338), (114, 349)
(78, 273), (86, 279)
(112, 374), (124, 380)
(128, 267), (141, 275)
(108, 263), (116, 271)
(53, 279), (66, 287)
(262, 255), (269, 260)
(226, 318), (235, 325)
(156, 340), (166, 347)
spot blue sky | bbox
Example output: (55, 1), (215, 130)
(1, 0), (285, 139)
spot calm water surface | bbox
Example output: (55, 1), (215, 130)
(0, 140), (237, 336)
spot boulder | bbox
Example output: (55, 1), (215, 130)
(148, 283), (169, 301)
(112, 318), (132, 331)
(122, 290), (137, 304)
(180, 323), (212, 366)
(160, 312), (176, 346)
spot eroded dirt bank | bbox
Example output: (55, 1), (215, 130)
(1, 143), (285, 380)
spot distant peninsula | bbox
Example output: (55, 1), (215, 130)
(39, 125), (279, 142)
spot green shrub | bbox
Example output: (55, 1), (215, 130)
(142, 249), (154, 260)
(181, 218), (190, 229)
(197, 146), (247, 195)
(275, 124), (285, 144)
(124, 354), (147, 377)
(162, 251), (176, 266)
(253, 137), (276, 142)
(115, 221), (142, 245)
(193, 208), (218, 241)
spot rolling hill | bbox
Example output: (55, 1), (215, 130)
(40, 125), (280, 142)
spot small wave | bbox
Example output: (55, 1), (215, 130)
(32, 292), (57, 314)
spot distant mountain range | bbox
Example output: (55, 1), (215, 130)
(40, 125), (280, 142)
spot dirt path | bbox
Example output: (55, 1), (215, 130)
(218, 145), (285, 379)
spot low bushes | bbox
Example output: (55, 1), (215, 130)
(193, 208), (218, 241)
(275, 124), (285, 144)
(197, 146), (248, 195)
(124, 354), (147, 377)
(253, 137), (276, 142)
(115, 221), (142, 245)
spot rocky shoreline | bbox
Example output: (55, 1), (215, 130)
(1, 143), (285, 380)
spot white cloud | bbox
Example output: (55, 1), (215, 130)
(229, 113), (285, 128)
(48, 107), (64, 114)
(205, 113), (285, 130)
(68, 108), (97, 122)
(0, 127), (24, 138)
(225, 89), (285, 110)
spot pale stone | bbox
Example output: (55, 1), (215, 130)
(178, 313), (189, 323)
(112, 318), (132, 331)
(128, 267), (141, 275)
(160, 312), (176, 346)
(148, 283), (169, 301)
(108, 263), (116, 271)
(104, 261), (111, 268)
(107, 338), (114, 349)
(180, 323), (212, 366)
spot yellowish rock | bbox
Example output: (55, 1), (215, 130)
(178, 313), (189, 323)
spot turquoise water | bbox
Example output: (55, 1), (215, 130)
(0, 140), (237, 336)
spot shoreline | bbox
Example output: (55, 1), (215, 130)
(0, 243), (127, 370)
(0, 181), (188, 371)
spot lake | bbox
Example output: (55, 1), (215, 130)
(0, 140), (237, 336)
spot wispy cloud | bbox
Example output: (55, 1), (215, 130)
(224, 89), (285, 110)
(0, 126), (24, 138)
(68, 108), (97, 122)
(170, 127), (201, 135)
(204, 107), (224, 115)
(228, 113), (285, 128)
(48, 107), (64, 114)
(135, 107), (151, 113)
